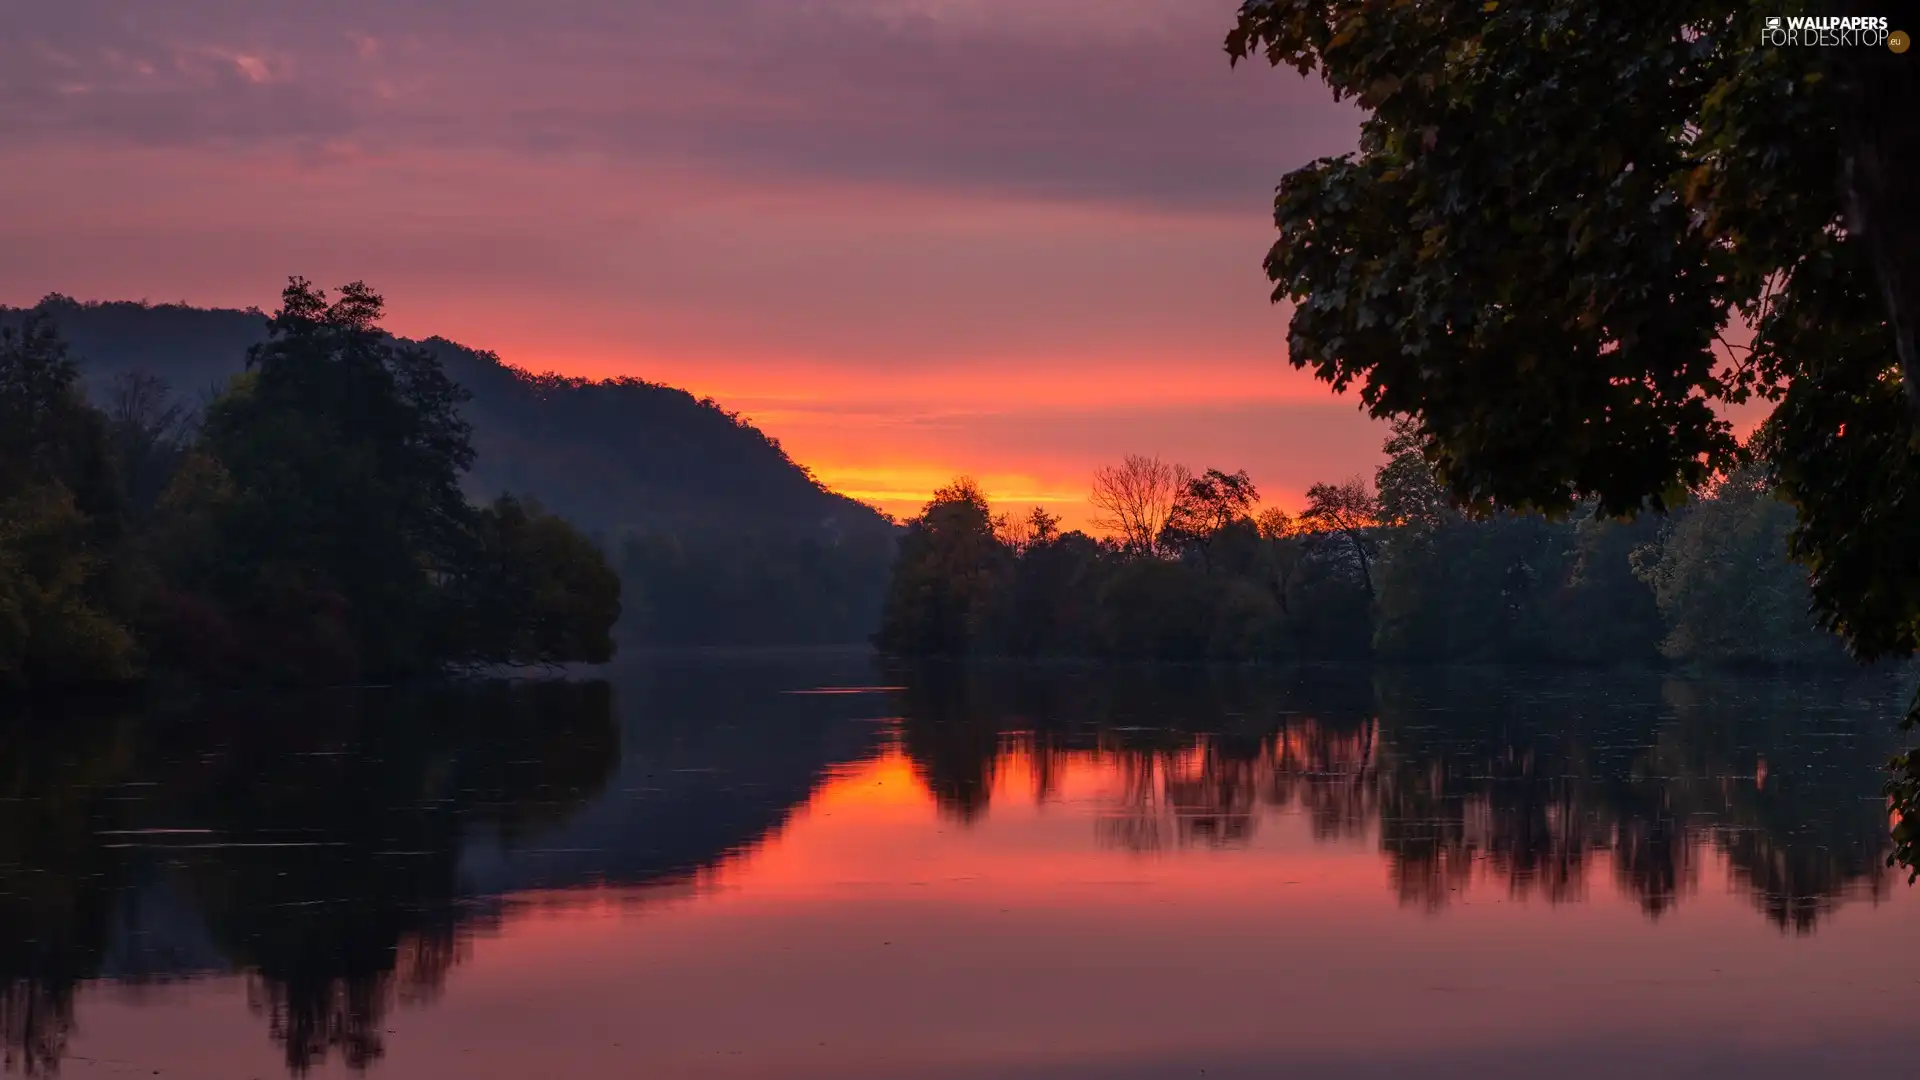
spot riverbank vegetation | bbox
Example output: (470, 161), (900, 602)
(0, 280), (621, 691)
(877, 420), (1859, 670)
(3, 293), (900, 654)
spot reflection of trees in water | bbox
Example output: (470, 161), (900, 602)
(894, 662), (1380, 838)
(1365, 673), (1630, 913)
(245, 932), (464, 1074)
(0, 708), (141, 1076)
(168, 686), (619, 1074)
(0, 681), (618, 1075)
(1088, 720), (1380, 854)
(892, 665), (1004, 822)
(0, 983), (69, 1078)
(1649, 679), (1895, 933)
(1097, 745), (1266, 852)
(889, 663), (1908, 932)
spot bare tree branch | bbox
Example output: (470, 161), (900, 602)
(1089, 455), (1191, 556)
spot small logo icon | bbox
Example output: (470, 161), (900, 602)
(1892, 29), (1911, 52)
(1766, 16), (1781, 29)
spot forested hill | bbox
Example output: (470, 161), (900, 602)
(6, 295), (892, 542)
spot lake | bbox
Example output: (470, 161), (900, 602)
(4, 653), (1917, 1079)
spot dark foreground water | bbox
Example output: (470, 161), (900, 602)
(4, 654), (1917, 1079)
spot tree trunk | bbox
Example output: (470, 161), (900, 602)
(1346, 529), (1376, 600)
(1268, 563), (1292, 615)
(1831, 5), (1920, 420)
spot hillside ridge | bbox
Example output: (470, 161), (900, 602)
(4, 294), (893, 542)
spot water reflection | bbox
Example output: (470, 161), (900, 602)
(886, 664), (1905, 932)
(0, 652), (892, 1077)
(0, 658), (1912, 1077)
(0, 681), (620, 1075)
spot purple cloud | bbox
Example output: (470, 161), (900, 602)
(1, 0), (1357, 212)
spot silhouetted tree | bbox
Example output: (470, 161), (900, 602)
(1089, 455), (1190, 556)
(1161, 468), (1260, 569)
(1632, 463), (1847, 668)
(1000, 529), (1104, 658)
(875, 478), (1011, 656)
(1373, 417), (1455, 538)
(101, 370), (192, 523)
(1299, 478), (1379, 600)
(188, 279), (479, 679)
(451, 495), (622, 668)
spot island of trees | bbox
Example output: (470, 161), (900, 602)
(0, 280), (622, 689)
(3, 291), (902, 669)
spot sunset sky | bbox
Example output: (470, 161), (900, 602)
(1, 0), (1385, 524)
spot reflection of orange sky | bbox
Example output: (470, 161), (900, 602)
(720, 745), (1390, 901)
(365, 745), (1914, 1079)
(62, 740), (1920, 1080)
(484, 723), (1899, 934)
(480, 735), (1684, 920)
(477, 740), (1397, 937)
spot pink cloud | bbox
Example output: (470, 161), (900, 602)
(0, 0), (1377, 518)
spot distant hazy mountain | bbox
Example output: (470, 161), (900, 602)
(6, 295), (894, 544)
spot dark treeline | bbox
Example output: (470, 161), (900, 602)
(878, 419), (1860, 669)
(616, 526), (892, 647)
(0, 282), (621, 689)
(1, 294), (899, 653)
(885, 662), (1904, 931)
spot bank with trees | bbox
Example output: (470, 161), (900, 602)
(0, 280), (621, 690)
(876, 421), (1862, 670)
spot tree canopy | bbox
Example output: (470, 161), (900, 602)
(195, 280), (482, 676)
(0, 281), (622, 689)
(4, 294), (899, 651)
(7, 295), (891, 542)
(0, 314), (135, 685)
(1226, 0), (1920, 671)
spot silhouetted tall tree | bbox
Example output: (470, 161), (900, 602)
(1090, 455), (1190, 557)
(192, 279), (478, 678)
(1299, 479), (1379, 600)
(875, 478), (1011, 657)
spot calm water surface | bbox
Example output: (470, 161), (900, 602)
(5, 655), (1917, 1078)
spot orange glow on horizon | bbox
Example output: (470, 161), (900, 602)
(809, 463), (1092, 523)
(418, 333), (1370, 528)
(491, 351), (1346, 524)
